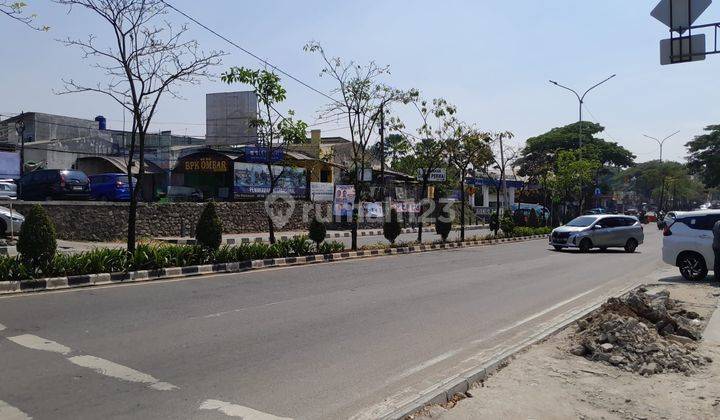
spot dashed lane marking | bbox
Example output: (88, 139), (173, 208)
(68, 356), (178, 391)
(199, 400), (292, 419)
(0, 400), (32, 419)
(0, 323), (5, 331)
(7, 334), (71, 355)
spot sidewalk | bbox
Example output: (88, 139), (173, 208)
(158, 224), (487, 245)
(417, 280), (720, 420)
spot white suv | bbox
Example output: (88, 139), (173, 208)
(662, 210), (720, 281)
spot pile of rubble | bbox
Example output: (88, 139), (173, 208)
(570, 288), (712, 375)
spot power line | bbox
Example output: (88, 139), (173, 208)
(160, 0), (341, 107)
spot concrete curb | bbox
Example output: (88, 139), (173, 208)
(159, 225), (487, 245)
(0, 234), (547, 297)
(380, 281), (642, 420)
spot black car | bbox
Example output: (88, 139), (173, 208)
(19, 169), (91, 201)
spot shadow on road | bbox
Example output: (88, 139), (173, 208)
(657, 275), (720, 288)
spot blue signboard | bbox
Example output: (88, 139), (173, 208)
(468, 178), (525, 189)
(243, 146), (284, 163)
(0, 151), (20, 179)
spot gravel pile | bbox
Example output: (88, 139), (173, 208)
(570, 288), (712, 375)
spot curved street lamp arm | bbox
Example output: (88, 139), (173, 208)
(661, 130), (681, 144)
(549, 80), (581, 102)
(643, 134), (662, 146)
(580, 74), (616, 102)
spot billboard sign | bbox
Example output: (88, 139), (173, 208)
(233, 162), (306, 198)
(310, 182), (334, 202)
(0, 151), (20, 179)
(244, 147), (284, 163)
(362, 202), (384, 219)
(417, 168), (447, 182)
(333, 185), (355, 217)
(392, 201), (421, 214)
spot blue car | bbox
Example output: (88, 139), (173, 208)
(89, 173), (137, 201)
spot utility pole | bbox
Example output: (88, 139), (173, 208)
(549, 74), (616, 214)
(643, 130), (679, 162)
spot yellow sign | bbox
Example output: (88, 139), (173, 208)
(183, 157), (228, 173)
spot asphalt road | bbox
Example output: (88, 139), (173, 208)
(0, 229), (665, 420)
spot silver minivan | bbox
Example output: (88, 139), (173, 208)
(550, 215), (644, 253)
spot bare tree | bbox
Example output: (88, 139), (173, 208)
(54, 0), (223, 252)
(222, 67), (308, 244)
(479, 131), (517, 235)
(1, 1), (48, 30)
(447, 125), (492, 241)
(304, 41), (414, 250)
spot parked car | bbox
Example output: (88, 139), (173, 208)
(89, 173), (137, 201)
(0, 181), (17, 200)
(19, 169), (91, 201)
(662, 210), (720, 281)
(0, 206), (24, 236)
(549, 214), (644, 253)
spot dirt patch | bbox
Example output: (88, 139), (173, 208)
(416, 282), (720, 420)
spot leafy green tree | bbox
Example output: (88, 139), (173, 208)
(196, 202), (223, 250)
(546, 151), (602, 215)
(616, 160), (705, 210)
(489, 212), (499, 234)
(17, 205), (57, 273)
(686, 125), (720, 188)
(513, 208), (526, 227)
(222, 67), (308, 244)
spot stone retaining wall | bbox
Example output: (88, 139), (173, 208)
(11, 201), (318, 242)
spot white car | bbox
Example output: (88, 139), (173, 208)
(0, 181), (17, 200)
(662, 210), (720, 281)
(0, 206), (24, 237)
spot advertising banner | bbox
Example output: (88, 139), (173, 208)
(244, 147), (284, 163)
(0, 151), (20, 179)
(392, 201), (421, 214)
(362, 202), (384, 219)
(234, 162), (307, 198)
(333, 185), (355, 217)
(417, 168), (447, 182)
(310, 182), (334, 202)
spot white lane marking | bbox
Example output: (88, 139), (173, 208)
(199, 400), (292, 419)
(0, 400), (32, 419)
(68, 355), (178, 391)
(0, 323), (5, 331)
(491, 286), (602, 336)
(7, 334), (71, 355)
(388, 349), (462, 383)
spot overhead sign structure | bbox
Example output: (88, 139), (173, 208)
(660, 33), (707, 64)
(652, 0), (712, 34)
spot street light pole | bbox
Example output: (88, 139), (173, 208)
(14, 111), (26, 177)
(549, 74), (616, 214)
(643, 130), (679, 162)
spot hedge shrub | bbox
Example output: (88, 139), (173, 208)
(308, 218), (327, 251)
(17, 204), (57, 273)
(383, 209), (402, 244)
(196, 201), (223, 250)
(435, 211), (452, 242)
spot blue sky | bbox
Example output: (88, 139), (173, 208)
(2, 0), (719, 163)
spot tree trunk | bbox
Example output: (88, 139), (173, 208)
(417, 177), (429, 243)
(351, 185), (359, 251)
(459, 176), (466, 242)
(494, 180), (501, 236)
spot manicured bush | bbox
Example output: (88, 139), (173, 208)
(538, 212), (547, 227)
(383, 209), (402, 244)
(500, 213), (515, 236)
(528, 210), (539, 228)
(435, 211), (452, 242)
(196, 201), (223, 250)
(17, 204), (57, 273)
(513, 208), (526, 228)
(0, 256), (31, 282)
(308, 219), (327, 251)
(489, 212), (499, 232)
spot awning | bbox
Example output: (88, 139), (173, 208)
(77, 156), (162, 175)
